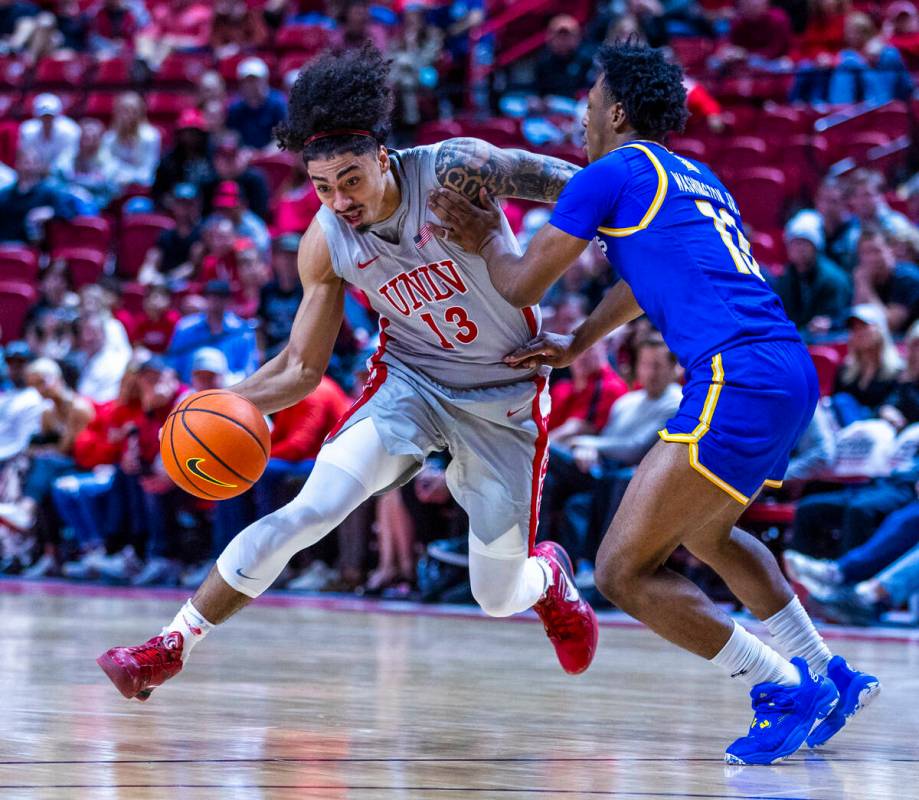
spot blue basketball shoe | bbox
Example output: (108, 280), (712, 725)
(725, 657), (839, 765)
(807, 655), (880, 748)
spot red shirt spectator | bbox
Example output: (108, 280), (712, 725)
(548, 343), (628, 436)
(270, 376), (352, 461)
(793, 2), (847, 61)
(272, 183), (321, 236)
(90, 0), (139, 46)
(126, 283), (181, 353)
(145, 0), (212, 48)
(729, 0), (792, 60)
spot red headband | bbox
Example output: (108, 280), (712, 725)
(302, 128), (375, 148)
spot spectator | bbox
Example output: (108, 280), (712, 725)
(719, 0), (793, 64)
(272, 159), (321, 235)
(18, 93), (80, 178)
(332, 0), (389, 52)
(152, 108), (215, 203)
(166, 278), (258, 383)
(232, 239), (269, 319)
(208, 179), (270, 257)
(127, 281), (181, 353)
(0, 342), (46, 465)
(833, 304), (903, 414)
(4, 7), (58, 61)
(852, 229), (919, 334)
(210, 0), (267, 57)
(547, 340), (627, 443)
(201, 97), (229, 139)
(533, 15), (594, 100)
(198, 216), (241, 287)
(0, 148), (76, 243)
(139, 182), (204, 284)
(389, 4), (442, 134)
(770, 213), (851, 336)
(99, 92), (161, 193)
(88, 0), (139, 55)
(833, 170), (918, 269)
(827, 11), (914, 105)
(880, 320), (919, 430)
(71, 313), (130, 403)
(540, 336), (681, 574)
(886, 1), (919, 68)
(196, 69), (227, 108)
(0, 357), (93, 542)
(226, 57), (287, 152)
(65, 118), (109, 209)
(204, 131), (270, 222)
(259, 233), (303, 359)
(136, 0), (213, 69)
(0, 0), (38, 42)
(684, 76), (726, 134)
(55, 0), (90, 52)
(783, 399), (838, 482)
(792, 0), (848, 60)
(24, 260), (79, 336)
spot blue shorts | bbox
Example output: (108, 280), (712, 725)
(659, 340), (819, 505)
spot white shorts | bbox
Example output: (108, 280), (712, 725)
(324, 354), (551, 546)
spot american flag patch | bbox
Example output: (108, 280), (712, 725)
(414, 223), (433, 249)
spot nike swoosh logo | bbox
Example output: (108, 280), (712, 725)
(236, 568), (257, 580)
(506, 404), (529, 418)
(186, 457), (238, 488)
(357, 256), (380, 270)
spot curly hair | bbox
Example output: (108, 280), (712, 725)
(275, 45), (394, 162)
(594, 42), (688, 140)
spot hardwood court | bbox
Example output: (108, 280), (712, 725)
(1, 583), (917, 800)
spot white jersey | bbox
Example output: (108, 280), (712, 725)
(316, 144), (541, 389)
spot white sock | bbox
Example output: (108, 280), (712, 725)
(535, 556), (554, 595)
(163, 600), (214, 661)
(763, 596), (833, 675)
(711, 620), (801, 688)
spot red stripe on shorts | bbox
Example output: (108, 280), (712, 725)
(325, 318), (390, 441)
(522, 306), (538, 337)
(527, 373), (550, 553)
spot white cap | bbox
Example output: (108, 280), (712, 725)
(784, 210), (824, 250)
(191, 347), (229, 376)
(237, 57), (269, 80)
(33, 93), (62, 117)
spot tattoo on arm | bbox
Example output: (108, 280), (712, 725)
(434, 137), (579, 204)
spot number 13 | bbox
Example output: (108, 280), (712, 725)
(696, 200), (765, 281)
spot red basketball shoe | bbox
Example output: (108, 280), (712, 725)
(532, 541), (598, 675)
(97, 632), (184, 701)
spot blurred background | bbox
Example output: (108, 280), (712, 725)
(0, 0), (916, 630)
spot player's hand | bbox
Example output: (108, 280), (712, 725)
(427, 187), (502, 255)
(504, 332), (577, 369)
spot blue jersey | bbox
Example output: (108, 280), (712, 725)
(550, 140), (800, 375)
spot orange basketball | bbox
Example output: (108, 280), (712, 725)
(160, 390), (270, 500)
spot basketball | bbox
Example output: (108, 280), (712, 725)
(160, 390), (270, 501)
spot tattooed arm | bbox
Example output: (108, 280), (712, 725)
(434, 137), (579, 204)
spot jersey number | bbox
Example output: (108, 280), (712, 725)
(695, 200), (765, 281)
(420, 306), (479, 349)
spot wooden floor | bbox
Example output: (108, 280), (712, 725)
(0, 583), (917, 800)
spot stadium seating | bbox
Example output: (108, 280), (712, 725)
(117, 214), (174, 278)
(0, 245), (38, 284)
(53, 247), (107, 289)
(0, 280), (38, 343)
(46, 216), (112, 254)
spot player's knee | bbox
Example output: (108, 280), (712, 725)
(470, 581), (517, 618)
(594, 553), (642, 611)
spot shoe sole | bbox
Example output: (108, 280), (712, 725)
(724, 682), (839, 766)
(96, 652), (141, 699)
(807, 678), (881, 749)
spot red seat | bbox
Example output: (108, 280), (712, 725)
(276, 53), (313, 83)
(669, 37), (715, 72)
(54, 247), (107, 288)
(117, 214), (174, 278)
(728, 168), (787, 232)
(749, 230), (785, 271)
(275, 24), (331, 54)
(33, 55), (93, 90)
(156, 53), (212, 88)
(540, 142), (588, 167)
(0, 280), (38, 343)
(120, 281), (145, 314)
(859, 101), (910, 140)
(0, 57), (29, 90)
(455, 117), (522, 147)
(146, 92), (196, 124)
(808, 346), (842, 397)
(783, 135), (829, 200)
(47, 216), (111, 253)
(667, 136), (707, 161)
(715, 136), (771, 176)
(416, 120), (463, 145)
(742, 502), (797, 527)
(84, 92), (117, 123)
(757, 107), (807, 139)
(94, 57), (133, 88)
(0, 120), (19, 166)
(0, 245), (38, 283)
(831, 131), (892, 166)
(250, 152), (297, 195)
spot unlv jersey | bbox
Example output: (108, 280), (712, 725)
(315, 144), (541, 389)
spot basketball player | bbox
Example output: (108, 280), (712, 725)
(426, 42), (880, 765)
(97, 47), (598, 700)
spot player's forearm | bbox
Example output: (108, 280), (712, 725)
(230, 349), (321, 415)
(435, 138), (579, 204)
(569, 281), (644, 358)
(480, 235), (542, 307)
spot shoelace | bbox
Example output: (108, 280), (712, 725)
(124, 637), (179, 668)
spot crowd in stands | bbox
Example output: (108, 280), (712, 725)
(0, 0), (917, 625)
